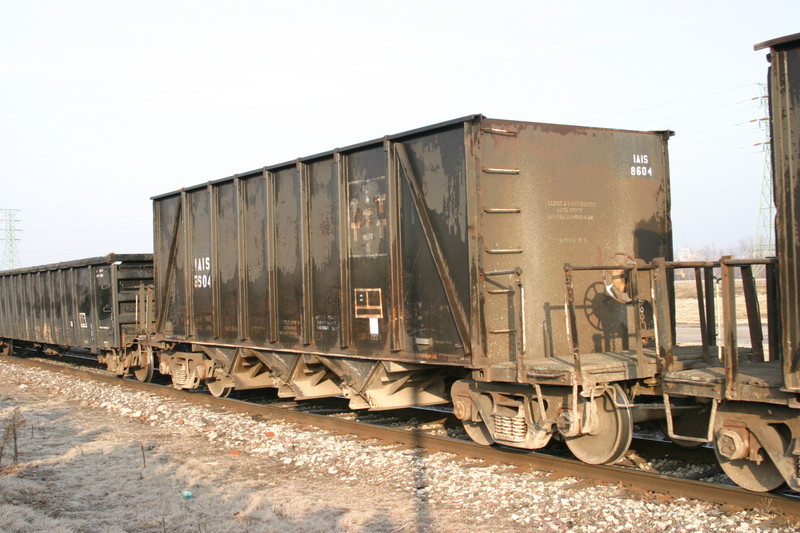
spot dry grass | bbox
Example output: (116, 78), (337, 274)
(0, 391), (399, 533)
(673, 279), (768, 325)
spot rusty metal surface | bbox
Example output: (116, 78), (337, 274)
(652, 256), (786, 403)
(9, 355), (800, 519)
(0, 254), (153, 353)
(475, 120), (672, 373)
(760, 34), (800, 391)
(153, 116), (672, 376)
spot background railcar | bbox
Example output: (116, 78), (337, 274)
(655, 33), (800, 493)
(0, 254), (155, 379)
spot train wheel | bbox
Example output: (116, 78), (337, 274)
(564, 384), (633, 465)
(206, 378), (234, 398)
(462, 420), (494, 445)
(452, 386), (494, 445)
(133, 347), (155, 383)
(108, 350), (127, 377)
(714, 405), (785, 492)
(0, 340), (12, 356)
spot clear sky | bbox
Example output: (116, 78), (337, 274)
(1, 1), (797, 268)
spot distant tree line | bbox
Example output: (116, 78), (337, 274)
(673, 237), (770, 280)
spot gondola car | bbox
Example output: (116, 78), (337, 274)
(0, 254), (155, 379)
(151, 115), (672, 464)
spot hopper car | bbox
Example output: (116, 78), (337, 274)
(151, 114), (673, 466)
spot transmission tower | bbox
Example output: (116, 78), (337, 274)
(754, 83), (775, 263)
(0, 209), (21, 270)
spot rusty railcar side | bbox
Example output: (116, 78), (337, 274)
(152, 115), (671, 408)
(473, 119), (672, 382)
(0, 254), (155, 377)
(757, 33), (800, 392)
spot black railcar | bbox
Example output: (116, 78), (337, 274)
(0, 254), (155, 379)
(152, 114), (672, 460)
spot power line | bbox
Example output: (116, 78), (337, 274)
(674, 184), (759, 198)
(670, 150), (764, 170)
(579, 84), (758, 122)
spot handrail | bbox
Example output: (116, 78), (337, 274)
(563, 256), (777, 377)
(566, 257), (776, 273)
(482, 266), (526, 382)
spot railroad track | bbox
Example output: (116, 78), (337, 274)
(4, 354), (800, 520)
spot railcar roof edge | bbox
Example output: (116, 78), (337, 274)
(754, 32), (800, 50)
(150, 114), (673, 201)
(0, 253), (153, 276)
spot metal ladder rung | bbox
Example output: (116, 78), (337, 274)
(483, 207), (521, 214)
(489, 329), (516, 334)
(482, 167), (520, 175)
(482, 267), (522, 277)
(485, 248), (523, 254)
(480, 127), (517, 137)
(487, 289), (513, 294)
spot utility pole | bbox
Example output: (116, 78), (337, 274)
(0, 209), (21, 270)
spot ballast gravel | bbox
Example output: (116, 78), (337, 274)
(0, 359), (796, 532)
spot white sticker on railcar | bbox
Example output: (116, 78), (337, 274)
(369, 317), (379, 335)
(630, 153), (653, 177)
(193, 256), (212, 289)
(546, 200), (597, 221)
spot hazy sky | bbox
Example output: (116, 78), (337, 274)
(1, 1), (797, 268)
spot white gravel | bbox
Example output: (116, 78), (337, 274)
(0, 358), (796, 532)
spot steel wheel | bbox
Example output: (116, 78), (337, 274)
(564, 384), (633, 465)
(714, 446), (784, 492)
(714, 404), (785, 492)
(133, 348), (155, 383)
(462, 420), (494, 445)
(110, 350), (127, 377)
(454, 388), (494, 445)
(206, 378), (234, 398)
(0, 340), (12, 356)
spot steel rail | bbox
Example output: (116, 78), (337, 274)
(5, 355), (800, 520)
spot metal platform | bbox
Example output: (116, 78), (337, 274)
(520, 351), (657, 387)
(664, 359), (794, 405)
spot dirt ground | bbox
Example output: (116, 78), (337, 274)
(3, 362), (791, 533)
(0, 375), (459, 532)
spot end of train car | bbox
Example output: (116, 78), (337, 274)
(644, 33), (800, 493)
(0, 253), (156, 379)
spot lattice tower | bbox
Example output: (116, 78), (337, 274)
(0, 209), (21, 270)
(754, 84), (775, 267)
